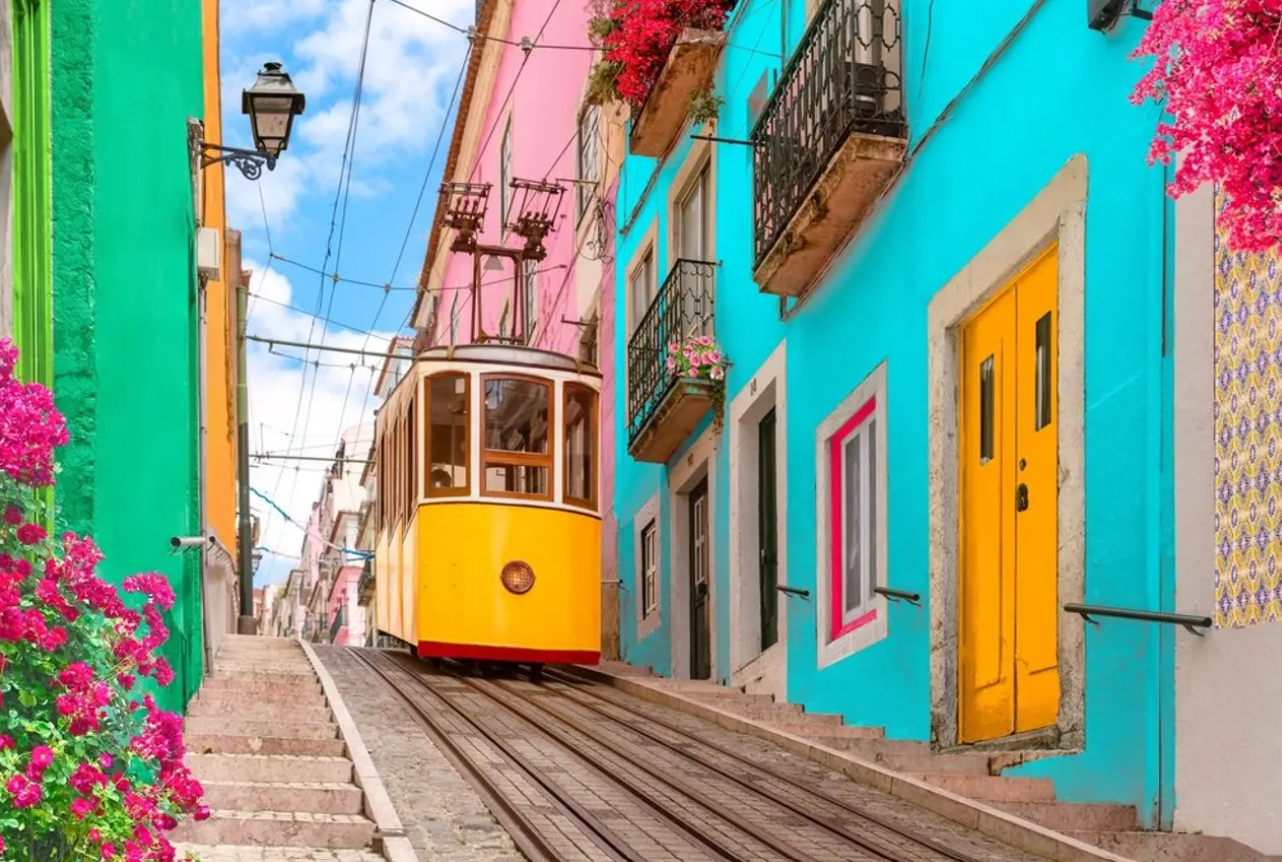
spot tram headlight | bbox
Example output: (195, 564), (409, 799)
(500, 561), (535, 595)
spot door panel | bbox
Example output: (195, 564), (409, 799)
(960, 287), (1018, 743)
(690, 478), (712, 680)
(958, 243), (1060, 745)
(759, 408), (779, 651)
(1013, 249), (1060, 733)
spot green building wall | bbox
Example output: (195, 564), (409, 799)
(50, 0), (206, 712)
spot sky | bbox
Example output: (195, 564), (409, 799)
(220, 0), (473, 587)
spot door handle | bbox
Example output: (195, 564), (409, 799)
(1016, 483), (1029, 512)
(696, 582), (708, 599)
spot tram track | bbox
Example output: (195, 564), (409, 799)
(350, 648), (778, 862)
(354, 647), (1042, 862)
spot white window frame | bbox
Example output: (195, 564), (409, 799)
(576, 105), (601, 225)
(634, 491), (662, 642)
(499, 114), (513, 231)
(642, 520), (659, 617)
(815, 362), (889, 669)
(629, 244), (656, 334)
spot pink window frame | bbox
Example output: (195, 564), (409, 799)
(829, 395), (878, 641)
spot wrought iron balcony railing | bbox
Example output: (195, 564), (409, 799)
(627, 259), (716, 445)
(751, 0), (904, 269)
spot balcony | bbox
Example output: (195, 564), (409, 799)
(357, 560), (375, 605)
(627, 259), (721, 464)
(630, 28), (727, 158)
(751, 0), (906, 297)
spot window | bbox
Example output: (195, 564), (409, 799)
(406, 399), (417, 514)
(524, 260), (538, 344)
(641, 520), (658, 618)
(576, 106), (601, 224)
(564, 384), (597, 509)
(449, 293), (459, 344)
(824, 388), (885, 644)
(500, 115), (513, 230)
(630, 249), (655, 332)
(482, 376), (552, 499)
(425, 374), (470, 496)
(676, 165), (709, 262)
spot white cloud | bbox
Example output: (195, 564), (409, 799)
(222, 0), (327, 35)
(243, 261), (397, 584)
(224, 0), (473, 230)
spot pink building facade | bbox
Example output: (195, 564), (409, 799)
(411, 0), (626, 658)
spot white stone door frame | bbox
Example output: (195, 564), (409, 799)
(728, 341), (789, 699)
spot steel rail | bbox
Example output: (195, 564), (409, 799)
(402, 658), (831, 862)
(541, 667), (993, 862)
(488, 672), (933, 862)
(348, 649), (637, 862)
(386, 654), (783, 862)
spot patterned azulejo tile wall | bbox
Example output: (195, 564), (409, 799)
(1215, 189), (1282, 628)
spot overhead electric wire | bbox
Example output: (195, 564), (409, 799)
(269, 253), (418, 291)
(264, 0), (376, 545)
(384, 0), (596, 51)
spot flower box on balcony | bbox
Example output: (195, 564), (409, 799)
(630, 376), (722, 463)
(629, 28), (727, 158)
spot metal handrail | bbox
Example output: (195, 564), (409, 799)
(626, 258), (718, 445)
(750, 0), (905, 268)
(1063, 603), (1213, 637)
(874, 586), (920, 606)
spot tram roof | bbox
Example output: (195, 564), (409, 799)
(415, 343), (602, 378)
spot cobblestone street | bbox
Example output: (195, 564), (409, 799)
(315, 646), (524, 862)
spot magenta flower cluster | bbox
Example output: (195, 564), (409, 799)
(666, 335), (727, 381)
(1131, 0), (1282, 253)
(0, 338), (208, 862)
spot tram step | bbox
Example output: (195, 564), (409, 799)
(174, 846), (384, 862)
(187, 699), (333, 724)
(186, 733), (347, 758)
(173, 810), (374, 850)
(184, 718), (340, 741)
(202, 781), (364, 816)
(992, 801), (1140, 832)
(907, 772), (1056, 802)
(188, 753), (354, 785)
(1064, 830), (1273, 862)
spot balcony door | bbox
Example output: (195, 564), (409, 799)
(676, 166), (712, 339)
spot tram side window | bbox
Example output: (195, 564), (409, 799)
(482, 376), (552, 499)
(426, 374), (470, 496)
(564, 384), (597, 510)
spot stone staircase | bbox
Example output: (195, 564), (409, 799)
(174, 635), (383, 862)
(589, 663), (1275, 862)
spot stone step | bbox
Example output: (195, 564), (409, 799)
(186, 699), (332, 724)
(908, 772), (1055, 802)
(1067, 831), (1272, 862)
(790, 724), (886, 740)
(189, 754), (354, 785)
(185, 718), (339, 741)
(876, 751), (995, 776)
(213, 661), (314, 672)
(210, 669), (319, 685)
(187, 734), (347, 758)
(194, 682), (326, 704)
(174, 810), (374, 849)
(993, 801), (1139, 832)
(822, 737), (932, 757)
(202, 781), (364, 816)
(174, 847), (384, 862)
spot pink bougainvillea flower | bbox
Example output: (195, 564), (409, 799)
(1131, 0), (1282, 252)
(2, 505), (22, 525)
(17, 522), (47, 544)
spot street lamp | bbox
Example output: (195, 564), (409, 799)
(195, 62), (306, 181)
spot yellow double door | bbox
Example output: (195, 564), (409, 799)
(959, 244), (1060, 745)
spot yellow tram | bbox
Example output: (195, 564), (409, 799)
(372, 342), (602, 669)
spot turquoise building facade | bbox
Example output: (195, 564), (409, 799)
(613, 0), (1175, 827)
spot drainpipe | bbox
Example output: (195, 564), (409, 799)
(197, 277), (215, 674)
(236, 268), (256, 634)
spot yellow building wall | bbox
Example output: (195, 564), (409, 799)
(201, 0), (237, 556)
